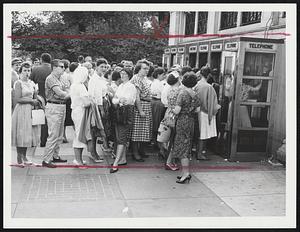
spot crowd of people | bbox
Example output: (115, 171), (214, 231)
(11, 53), (221, 184)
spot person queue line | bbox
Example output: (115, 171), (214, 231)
(11, 54), (221, 184)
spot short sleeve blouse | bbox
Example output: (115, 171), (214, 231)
(70, 83), (89, 109)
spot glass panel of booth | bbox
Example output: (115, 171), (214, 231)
(238, 104), (270, 128)
(243, 52), (275, 76)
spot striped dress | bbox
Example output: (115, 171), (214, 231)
(130, 75), (152, 142)
(11, 79), (40, 147)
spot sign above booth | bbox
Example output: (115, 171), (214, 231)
(178, 47), (185, 53)
(211, 43), (223, 52)
(171, 48), (177, 54)
(225, 42), (238, 51)
(164, 48), (170, 54)
(247, 42), (277, 51)
(189, 46), (197, 53)
(199, 45), (209, 52)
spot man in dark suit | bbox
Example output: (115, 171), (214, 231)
(30, 53), (52, 147)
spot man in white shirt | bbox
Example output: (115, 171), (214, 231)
(88, 58), (111, 159)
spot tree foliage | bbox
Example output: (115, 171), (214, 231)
(11, 11), (169, 65)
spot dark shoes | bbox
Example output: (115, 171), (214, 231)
(52, 157), (68, 163)
(110, 168), (119, 173)
(110, 162), (127, 166)
(42, 161), (56, 168)
(176, 174), (192, 184)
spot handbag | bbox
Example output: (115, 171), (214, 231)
(32, 109), (45, 125)
(157, 122), (171, 143)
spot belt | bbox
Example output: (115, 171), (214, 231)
(47, 100), (66, 105)
(141, 98), (151, 102)
(152, 97), (161, 100)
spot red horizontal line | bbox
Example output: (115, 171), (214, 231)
(7, 32), (290, 40)
(10, 164), (251, 170)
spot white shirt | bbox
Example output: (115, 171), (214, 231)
(150, 79), (164, 99)
(110, 81), (118, 93)
(88, 72), (108, 105)
(70, 83), (88, 109)
(112, 81), (137, 106)
(160, 80), (170, 107)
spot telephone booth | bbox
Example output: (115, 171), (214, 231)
(216, 37), (285, 161)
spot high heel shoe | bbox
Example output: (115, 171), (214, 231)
(176, 175), (192, 184)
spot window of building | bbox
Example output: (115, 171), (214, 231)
(281, 12), (286, 18)
(197, 12), (208, 34)
(185, 12), (195, 35)
(241, 12), (262, 26)
(220, 12), (238, 30)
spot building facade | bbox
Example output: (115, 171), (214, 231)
(163, 11), (286, 162)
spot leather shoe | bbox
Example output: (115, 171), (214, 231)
(42, 161), (56, 168)
(52, 157), (67, 163)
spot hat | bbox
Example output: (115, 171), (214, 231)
(12, 58), (22, 65)
(171, 64), (181, 72)
(168, 71), (180, 78)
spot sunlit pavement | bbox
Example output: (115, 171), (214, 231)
(10, 126), (285, 218)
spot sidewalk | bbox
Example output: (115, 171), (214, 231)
(10, 127), (286, 218)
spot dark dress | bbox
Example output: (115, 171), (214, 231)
(61, 73), (74, 127)
(169, 87), (198, 159)
(113, 105), (135, 145)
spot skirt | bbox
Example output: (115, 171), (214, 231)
(169, 114), (194, 159)
(130, 100), (152, 142)
(115, 124), (131, 145)
(99, 97), (112, 140)
(151, 99), (166, 139)
(114, 105), (134, 145)
(239, 105), (252, 128)
(198, 111), (217, 140)
(11, 103), (40, 147)
(72, 107), (87, 148)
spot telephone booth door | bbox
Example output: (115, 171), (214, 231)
(229, 38), (282, 161)
(216, 51), (237, 158)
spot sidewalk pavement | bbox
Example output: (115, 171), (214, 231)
(10, 127), (286, 218)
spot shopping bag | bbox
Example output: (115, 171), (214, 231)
(32, 109), (45, 125)
(157, 123), (171, 143)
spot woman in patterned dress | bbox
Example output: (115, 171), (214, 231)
(130, 60), (152, 162)
(161, 71), (181, 170)
(168, 72), (199, 184)
(12, 62), (41, 167)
